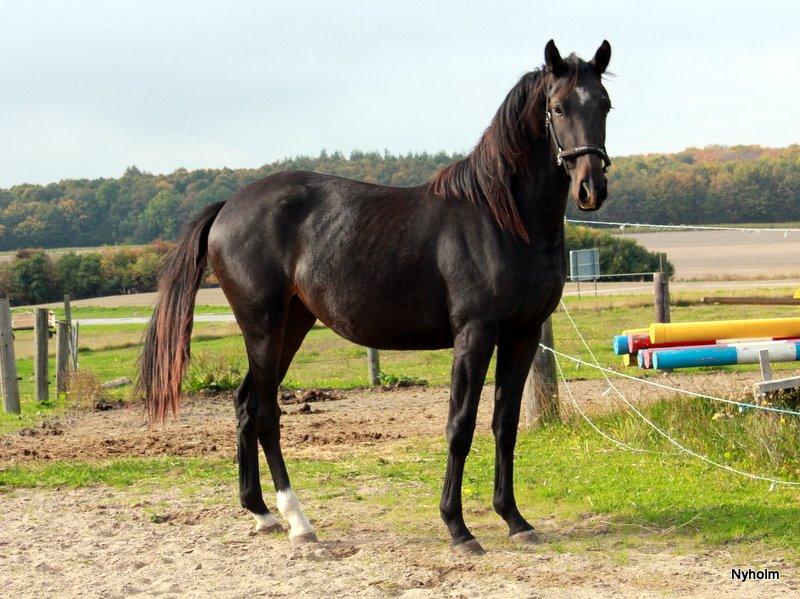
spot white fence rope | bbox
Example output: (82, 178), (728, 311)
(552, 350), (656, 454)
(544, 346), (800, 417)
(544, 300), (800, 487)
(566, 218), (800, 235)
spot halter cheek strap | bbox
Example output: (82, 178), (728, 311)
(545, 109), (611, 174)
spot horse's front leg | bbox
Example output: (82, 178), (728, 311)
(441, 321), (496, 554)
(492, 331), (540, 543)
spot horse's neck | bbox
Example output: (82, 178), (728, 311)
(514, 141), (570, 236)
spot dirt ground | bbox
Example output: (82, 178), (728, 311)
(0, 372), (766, 464)
(2, 376), (797, 598)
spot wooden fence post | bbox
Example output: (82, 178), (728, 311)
(654, 254), (671, 324)
(56, 321), (70, 395)
(524, 317), (559, 426)
(71, 322), (79, 371)
(0, 299), (20, 414)
(64, 294), (76, 368)
(34, 308), (49, 403)
(64, 294), (72, 327)
(367, 348), (380, 386)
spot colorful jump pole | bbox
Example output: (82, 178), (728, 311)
(630, 335), (719, 355)
(612, 335), (631, 355)
(617, 334), (796, 357)
(652, 340), (800, 370)
(612, 329), (651, 354)
(650, 317), (800, 345)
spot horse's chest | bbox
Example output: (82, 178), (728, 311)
(508, 271), (565, 321)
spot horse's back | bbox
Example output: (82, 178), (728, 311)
(207, 170), (456, 348)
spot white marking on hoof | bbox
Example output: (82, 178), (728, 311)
(277, 488), (316, 541)
(252, 512), (283, 534)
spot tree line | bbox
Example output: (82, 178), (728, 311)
(0, 244), (173, 305)
(1, 145), (796, 251)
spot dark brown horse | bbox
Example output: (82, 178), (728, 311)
(139, 39), (612, 554)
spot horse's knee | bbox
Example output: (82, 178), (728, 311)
(446, 417), (476, 457)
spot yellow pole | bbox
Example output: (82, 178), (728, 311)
(650, 317), (800, 344)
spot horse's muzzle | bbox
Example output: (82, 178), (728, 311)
(572, 172), (607, 211)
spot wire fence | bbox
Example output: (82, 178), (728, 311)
(567, 218), (800, 235)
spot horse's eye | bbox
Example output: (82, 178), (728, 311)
(552, 105), (564, 117)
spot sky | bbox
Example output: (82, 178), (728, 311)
(1, 0), (798, 187)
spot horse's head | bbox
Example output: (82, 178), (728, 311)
(543, 40), (612, 211)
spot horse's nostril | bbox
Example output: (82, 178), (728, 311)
(578, 181), (590, 203)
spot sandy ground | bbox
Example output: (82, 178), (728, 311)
(2, 484), (795, 599)
(2, 378), (796, 598)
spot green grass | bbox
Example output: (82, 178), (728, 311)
(4, 402), (800, 554)
(4, 295), (800, 434)
(11, 303), (230, 320)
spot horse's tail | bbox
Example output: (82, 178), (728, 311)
(137, 201), (226, 423)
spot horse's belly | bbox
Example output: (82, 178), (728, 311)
(296, 282), (454, 350)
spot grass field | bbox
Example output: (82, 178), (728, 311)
(3, 290), (800, 434)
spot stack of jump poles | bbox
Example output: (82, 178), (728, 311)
(613, 317), (800, 370)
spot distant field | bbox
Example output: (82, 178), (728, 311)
(618, 229), (800, 280)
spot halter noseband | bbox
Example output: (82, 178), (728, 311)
(545, 108), (611, 175)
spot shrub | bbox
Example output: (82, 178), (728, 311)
(565, 225), (674, 279)
(7, 250), (59, 304)
(0, 243), (176, 305)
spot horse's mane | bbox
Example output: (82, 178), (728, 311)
(429, 60), (584, 242)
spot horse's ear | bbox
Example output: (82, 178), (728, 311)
(590, 40), (611, 75)
(544, 39), (567, 77)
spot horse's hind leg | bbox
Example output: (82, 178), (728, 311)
(234, 372), (282, 533)
(256, 296), (317, 542)
(492, 332), (539, 543)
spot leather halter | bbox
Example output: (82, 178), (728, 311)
(545, 108), (611, 175)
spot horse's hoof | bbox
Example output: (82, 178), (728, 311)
(252, 513), (284, 534)
(451, 539), (486, 556)
(254, 521), (285, 534)
(510, 529), (540, 545)
(290, 531), (318, 544)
